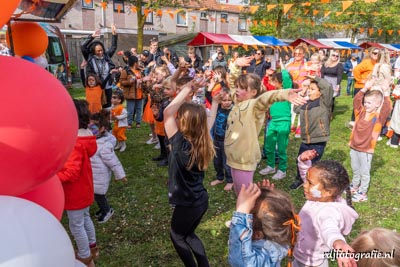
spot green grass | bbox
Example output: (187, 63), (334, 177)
(67, 84), (400, 267)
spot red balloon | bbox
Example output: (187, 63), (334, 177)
(0, 56), (77, 196)
(18, 175), (65, 220)
(6, 21), (49, 58)
(0, 0), (21, 29)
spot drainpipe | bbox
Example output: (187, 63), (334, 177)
(214, 10), (217, 33)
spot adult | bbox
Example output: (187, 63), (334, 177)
(321, 49), (343, 117)
(161, 47), (179, 68)
(145, 37), (163, 66)
(185, 47), (203, 71)
(81, 24), (118, 109)
(211, 51), (227, 70)
(344, 53), (360, 96)
(130, 47), (138, 57)
(350, 47), (380, 123)
(228, 51), (239, 70)
(211, 47), (222, 61)
(318, 49), (327, 64)
(246, 49), (270, 79)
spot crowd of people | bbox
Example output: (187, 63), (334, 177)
(59, 24), (400, 267)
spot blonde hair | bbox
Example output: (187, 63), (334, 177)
(310, 53), (322, 63)
(324, 49), (341, 68)
(351, 228), (400, 267)
(154, 65), (171, 78)
(176, 103), (215, 170)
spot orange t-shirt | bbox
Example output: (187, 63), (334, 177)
(85, 85), (102, 113)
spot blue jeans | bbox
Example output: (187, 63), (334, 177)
(213, 139), (232, 183)
(346, 77), (354, 95)
(126, 99), (143, 126)
(295, 142), (327, 182)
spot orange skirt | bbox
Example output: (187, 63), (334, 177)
(112, 125), (127, 141)
(142, 95), (155, 124)
(86, 87), (102, 114)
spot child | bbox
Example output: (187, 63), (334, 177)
(151, 77), (174, 167)
(259, 62), (292, 180)
(228, 182), (300, 266)
(90, 110), (127, 223)
(80, 60), (105, 114)
(350, 228), (400, 267)
(163, 78), (216, 267)
(209, 87), (234, 191)
(349, 78), (392, 202)
(205, 66), (228, 109)
(294, 156), (358, 267)
(119, 56), (144, 129)
(226, 57), (306, 195)
(57, 99), (98, 267)
(290, 76), (333, 190)
(111, 90), (128, 152)
(305, 53), (322, 77)
(387, 82), (400, 148)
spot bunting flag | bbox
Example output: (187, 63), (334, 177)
(359, 28), (365, 33)
(297, 18), (302, 23)
(249, 6), (259, 13)
(283, 46), (289, 52)
(313, 10), (319, 16)
(368, 28), (374, 35)
(251, 45), (258, 50)
(253, 20), (258, 26)
(100, 1), (107, 9)
(130, 6), (137, 13)
(117, 4), (122, 13)
(168, 12), (174, 20)
(179, 13), (186, 20)
(388, 29), (394, 35)
(341, 50), (346, 56)
(156, 10), (163, 17)
(222, 45), (229, 54)
(321, 0), (330, 3)
(199, 8), (208, 11)
(85, 0), (91, 3)
(378, 29), (383, 36)
(174, 8), (184, 14)
(221, 18), (226, 23)
(302, 2), (312, 6)
(324, 11), (331, 17)
(283, 4), (293, 15)
(267, 4), (277, 11)
(336, 12), (343, 16)
(191, 15), (197, 20)
(304, 9), (310, 15)
(342, 1), (353, 11)
(398, 30), (400, 35)
(144, 9), (150, 17)
(261, 20), (266, 26)
(268, 20), (272, 26)
(242, 45), (248, 51)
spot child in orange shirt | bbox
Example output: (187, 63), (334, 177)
(81, 60), (104, 114)
(111, 90), (128, 152)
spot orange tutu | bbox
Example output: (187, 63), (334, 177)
(142, 95), (155, 124)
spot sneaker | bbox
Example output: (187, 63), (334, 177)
(349, 184), (359, 195)
(154, 143), (161, 149)
(259, 166), (276, 175)
(289, 180), (304, 190)
(119, 141), (126, 152)
(95, 209), (102, 218)
(98, 208), (114, 224)
(386, 140), (398, 148)
(210, 179), (224, 186)
(114, 142), (121, 150)
(346, 121), (355, 130)
(377, 136), (383, 141)
(272, 170), (286, 180)
(224, 183), (234, 191)
(352, 191), (368, 203)
(294, 127), (301, 138)
(146, 137), (158, 145)
(157, 159), (168, 167)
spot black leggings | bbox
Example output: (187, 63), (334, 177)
(170, 201), (209, 267)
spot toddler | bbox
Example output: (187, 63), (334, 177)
(305, 53), (322, 77)
(349, 78), (392, 202)
(111, 90), (128, 152)
(57, 99), (98, 267)
(228, 181), (300, 267)
(294, 156), (358, 267)
(90, 110), (127, 223)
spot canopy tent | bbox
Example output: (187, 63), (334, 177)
(228, 34), (266, 47)
(290, 38), (332, 49)
(187, 32), (240, 47)
(317, 39), (361, 50)
(13, 0), (78, 22)
(358, 42), (385, 49)
(359, 42), (400, 51)
(253, 36), (288, 46)
(378, 44), (400, 51)
(392, 44), (400, 50)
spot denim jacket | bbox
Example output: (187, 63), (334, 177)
(228, 212), (288, 267)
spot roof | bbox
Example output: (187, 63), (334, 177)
(187, 32), (240, 46)
(12, 0), (78, 22)
(317, 40), (360, 50)
(358, 42), (385, 49)
(228, 35), (266, 46)
(290, 38), (332, 49)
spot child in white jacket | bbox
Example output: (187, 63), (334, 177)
(90, 110), (127, 223)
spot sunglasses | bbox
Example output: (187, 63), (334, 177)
(372, 51), (379, 55)
(112, 96), (119, 99)
(332, 54), (339, 57)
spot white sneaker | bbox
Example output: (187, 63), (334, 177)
(377, 136), (383, 141)
(386, 140), (398, 148)
(259, 166), (276, 175)
(119, 141), (126, 152)
(272, 170), (286, 180)
(114, 142), (121, 150)
(146, 137), (158, 145)
(154, 143), (160, 149)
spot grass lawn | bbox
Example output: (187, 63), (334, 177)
(68, 85), (399, 267)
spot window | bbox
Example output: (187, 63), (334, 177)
(200, 12), (207, 20)
(221, 13), (228, 23)
(143, 9), (153, 24)
(177, 11), (187, 26)
(238, 14), (247, 31)
(81, 0), (94, 9)
(113, 0), (124, 13)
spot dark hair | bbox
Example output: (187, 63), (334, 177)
(91, 110), (111, 132)
(176, 76), (193, 87)
(85, 73), (101, 88)
(313, 160), (353, 208)
(271, 72), (293, 88)
(142, 50), (150, 57)
(112, 89), (125, 104)
(127, 55), (138, 67)
(73, 99), (90, 129)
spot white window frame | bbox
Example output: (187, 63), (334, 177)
(81, 0), (94, 9)
(177, 11), (187, 26)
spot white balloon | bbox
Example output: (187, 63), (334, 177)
(0, 196), (75, 267)
(34, 56), (48, 69)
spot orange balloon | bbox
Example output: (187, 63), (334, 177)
(0, 0), (21, 28)
(6, 21), (49, 58)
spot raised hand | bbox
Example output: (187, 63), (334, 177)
(236, 183), (261, 214)
(299, 149), (318, 161)
(111, 24), (117, 35)
(257, 179), (275, 190)
(92, 29), (101, 38)
(288, 89), (308, 106)
(235, 56), (252, 67)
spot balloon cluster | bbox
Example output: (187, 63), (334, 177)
(1, 3), (81, 266)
